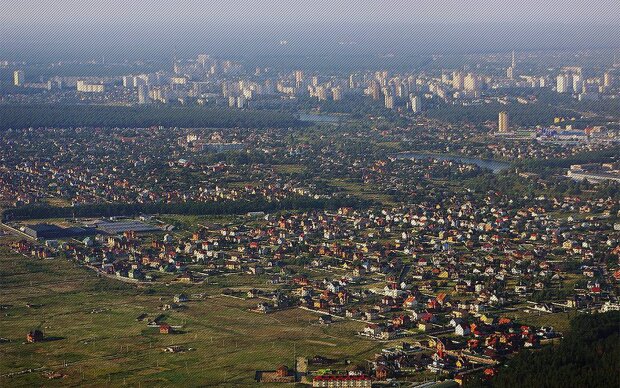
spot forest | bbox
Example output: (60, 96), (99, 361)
(467, 311), (620, 388)
(515, 146), (620, 172)
(0, 104), (303, 130)
(426, 101), (572, 127)
(3, 196), (374, 221)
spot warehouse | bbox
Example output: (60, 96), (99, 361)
(21, 224), (93, 239)
(89, 219), (162, 235)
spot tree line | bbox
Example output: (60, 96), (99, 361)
(0, 104), (304, 130)
(4, 196), (375, 221)
(426, 102), (571, 127)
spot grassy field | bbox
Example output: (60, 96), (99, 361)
(329, 179), (396, 206)
(0, 237), (380, 387)
(508, 307), (578, 334)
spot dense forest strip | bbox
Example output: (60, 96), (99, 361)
(513, 146), (620, 172)
(3, 197), (375, 221)
(0, 104), (304, 130)
(467, 311), (620, 388)
(425, 90), (620, 128)
(426, 102), (573, 127)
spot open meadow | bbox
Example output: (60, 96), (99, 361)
(0, 237), (381, 387)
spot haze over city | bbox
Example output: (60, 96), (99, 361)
(1, 0), (620, 60)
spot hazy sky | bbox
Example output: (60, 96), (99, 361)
(2, 0), (619, 25)
(1, 1), (619, 61)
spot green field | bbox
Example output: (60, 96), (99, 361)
(0, 238), (380, 387)
(329, 178), (396, 206)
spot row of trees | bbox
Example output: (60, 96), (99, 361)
(4, 196), (374, 220)
(0, 104), (304, 130)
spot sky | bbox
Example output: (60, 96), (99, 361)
(1, 1), (619, 60)
(2, 0), (620, 25)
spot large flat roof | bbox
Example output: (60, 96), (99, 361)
(89, 219), (162, 234)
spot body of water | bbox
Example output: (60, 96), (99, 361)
(396, 152), (510, 173)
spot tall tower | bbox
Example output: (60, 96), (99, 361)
(603, 72), (613, 88)
(172, 48), (180, 74)
(13, 70), (24, 86)
(507, 51), (516, 79)
(137, 85), (148, 104)
(294, 70), (304, 88)
(498, 111), (509, 133)
(572, 74), (583, 94)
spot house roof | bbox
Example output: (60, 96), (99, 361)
(313, 375), (371, 381)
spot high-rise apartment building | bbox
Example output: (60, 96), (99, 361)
(452, 71), (464, 90)
(410, 95), (421, 113)
(13, 70), (24, 86)
(498, 111), (509, 132)
(556, 74), (569, 93)
(463, 73), (479, 92)
(294, 70), (304, 88)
